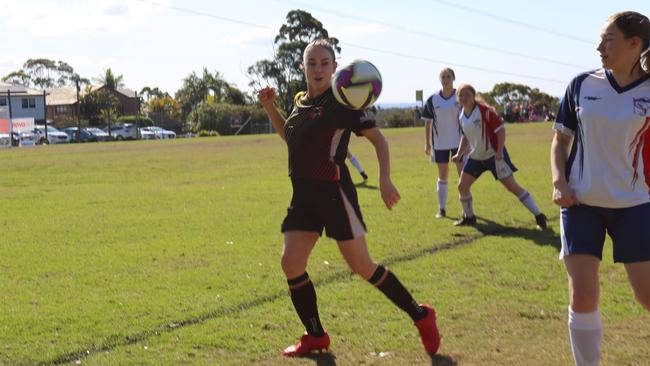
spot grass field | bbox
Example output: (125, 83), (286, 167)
(1, 124), (648, 365)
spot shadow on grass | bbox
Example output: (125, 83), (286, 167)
(473, 215), (561, 251)
(303, 352), (337, 365)
(41, 216), (551, 365)
(354, 181), (378, 190)
(430, 354), (458, 366)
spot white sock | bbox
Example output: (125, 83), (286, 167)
(518, 191), (541, 215)
(437, 179), (448, 210)
(568, 307), (602, 366)
(348, 154), (364, 174)
(460, 195), (473, 217)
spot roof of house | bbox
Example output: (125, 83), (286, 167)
(46, 85), (138, 106)
(0, 82), (44, 96)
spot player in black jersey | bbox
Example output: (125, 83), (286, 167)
(258, 39), (440, 357)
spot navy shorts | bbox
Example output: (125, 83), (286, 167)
(431, 148), (459, 163)
(281, 168), (366, 241)
(560, 202), (650, 263)
(462, 149), (518, 180)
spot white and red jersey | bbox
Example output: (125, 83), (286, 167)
(555, 69), (650, 208)
(459, 103), (505, 160)
(422, 90), (462, 150)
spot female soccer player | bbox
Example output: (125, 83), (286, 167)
(422, 68), (463, 218)
(551, 11), (650, 365)
(451, 84), (547, 229)
(257, 39), (440, 357)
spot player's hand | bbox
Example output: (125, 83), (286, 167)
(553, 181), (580, 207)
(451, 153), (461, 163)
(424, 143), (432, 157)
(379, 177), (401, 210)
(495, 150), (504, 161)
(257, 87), (276, 108)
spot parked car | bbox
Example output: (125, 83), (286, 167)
(105, 123), (138, 140)
(0, 133), (11, 148)
(12, 131), (37, 146)
(138, 128), (156, 140)
(141, 126), (176, 139)
(64, 127), (98, 143)
(84, 127), (112, 142)
(33, 125), (69, 144)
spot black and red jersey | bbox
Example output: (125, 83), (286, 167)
(284, 89), (376, 181)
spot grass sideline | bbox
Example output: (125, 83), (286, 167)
(1, 124), (648, 365)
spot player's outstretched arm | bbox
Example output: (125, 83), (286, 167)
(257, 87), (287, 142)
(361, 127), (401, 210)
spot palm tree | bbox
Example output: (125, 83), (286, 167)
(94, 68), (125, 137)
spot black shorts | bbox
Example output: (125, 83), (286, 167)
(431, 148), (459, 163)
(281, 170), (366, 241)
(462, 148), (518, 180)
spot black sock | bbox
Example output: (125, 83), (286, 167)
(368, 265), (427, 322)
(287, 272), (325, 337)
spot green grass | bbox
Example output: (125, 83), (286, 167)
(1, 124), (647, 365)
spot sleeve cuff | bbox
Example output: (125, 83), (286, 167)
(553, 123), (575, 137)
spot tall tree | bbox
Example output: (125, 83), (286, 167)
(94, 68), (125, 135)
(2, 58), (83, 88)
(175, 68), (248, 123)
(248, 9), (340, 114)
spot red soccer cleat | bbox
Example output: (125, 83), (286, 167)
(282, 332), (330, 357)
(414, 304), (440, 355)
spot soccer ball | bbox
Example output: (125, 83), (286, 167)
(331, 59), (382, 110)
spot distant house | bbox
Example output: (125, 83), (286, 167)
(0, 82), (46, 124)
(46, 85), (140, 126)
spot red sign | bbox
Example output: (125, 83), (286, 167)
(0, 119), (9, 133)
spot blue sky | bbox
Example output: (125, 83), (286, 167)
(1, 0), (648, 103)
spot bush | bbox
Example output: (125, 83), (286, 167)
(375, 108), (419, 128)
(116, 115), (155, 127)
(197, 130), (220, 137)
(188, 103), (267, 135)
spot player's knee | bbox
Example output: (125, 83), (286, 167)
(347, 259), (376, 280)
(280, 252), (306, 278)
(570, 287), (599, 312)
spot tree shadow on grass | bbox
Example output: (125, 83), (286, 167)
(472, 215), (561, 251)
(430, 354), (458, 366)
(303, 352), (337, 365)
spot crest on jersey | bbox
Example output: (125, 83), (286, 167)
(308, 106), (324, 119)
(633, 97), (650, 116)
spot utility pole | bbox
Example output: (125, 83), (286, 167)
(76, 78), (81, 142)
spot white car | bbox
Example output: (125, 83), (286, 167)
(33, 125), (69, 144)
(105, 123), (138, 140)
(138, 128), (156, 140)
(141, 126), (176, 139)
(0, 133), (11, 148)
(84, 127), (113, 142)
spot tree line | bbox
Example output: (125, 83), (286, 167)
(2, 9), (558, 134)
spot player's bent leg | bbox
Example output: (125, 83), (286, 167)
(455, 173), (477, 225)
(281, 231), (319, 278)
(564, 254), (602, 366)
(337, 236), (440, 355)
(498, 175), (525, 197)
(624, 261), (650, 311)
(281, 231), (329, 357)
(499, 177), (546, 228)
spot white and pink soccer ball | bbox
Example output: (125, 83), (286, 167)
(331, 59), (382, 110)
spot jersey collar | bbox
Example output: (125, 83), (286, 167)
(605, 69), (650, 94)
